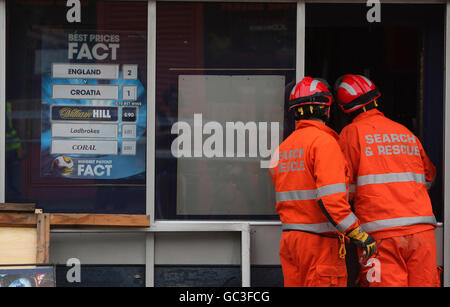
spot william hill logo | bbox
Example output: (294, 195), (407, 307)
(52, 106), (118, 121)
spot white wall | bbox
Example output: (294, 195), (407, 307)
(50, 224), (443, 267)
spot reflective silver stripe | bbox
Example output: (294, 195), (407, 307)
(336, 213), (358, 233)
(317, 183), (347, 198)
(276, 183), (347, 202)
(360, 216), (437, 233)
(282, 222), (337, 233)
(310, 79), (320, 91)
(359, 75), (373, 87)
(339, 82), (357, 95)
(357, 172), (426, 187)
(276, 190), (316, 202)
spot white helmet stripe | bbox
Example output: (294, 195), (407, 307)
(339, 82), (357, 96)
(291, 84), (297, 96)
(310, 79), (320, 92)
(359, 75), (373, 87)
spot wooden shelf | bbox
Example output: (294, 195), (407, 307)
(0, 204), (150, 266)
(0, 212), (150, 228)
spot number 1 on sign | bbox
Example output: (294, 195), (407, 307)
(122, 85), (137, 101)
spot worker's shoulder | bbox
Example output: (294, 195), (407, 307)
(351, 113), (408, 132)
(387, 117), (414, 133)
(340, 121), (360, 136)
(309, 127), (340, 148)
(370, 115), (416, 137)
(282, 125), (337, 148)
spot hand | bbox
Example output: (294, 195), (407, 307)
(347, 226), (377, 258)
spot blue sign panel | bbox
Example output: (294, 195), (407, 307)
(40, 31), (147, 180)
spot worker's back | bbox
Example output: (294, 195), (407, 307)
(271, 120), (352, 236)
(339, 108), (436, 239)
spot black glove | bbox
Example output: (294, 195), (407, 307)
(347, 226), (377, 258)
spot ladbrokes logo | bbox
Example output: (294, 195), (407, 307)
(51, 106), (118, 121)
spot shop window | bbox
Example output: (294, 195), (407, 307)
(155, 2), (296, 220)
(305, 3), (445, 221)
(6, 0), (147, 213)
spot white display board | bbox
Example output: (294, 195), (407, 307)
(176, 75), (285, 215)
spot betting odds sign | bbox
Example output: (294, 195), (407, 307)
(40, 4), (146, 180)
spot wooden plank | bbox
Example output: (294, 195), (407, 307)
(0, 213), (149, 228)
(0, 227), (37, 265)
(49, 214), (150, 227)
(0, 213), (37, 227)
(0, 203), (35, 212)
(36, 214), (50, 264)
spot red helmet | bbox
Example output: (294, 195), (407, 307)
(288, 77), (333, 112)
(335, 74), (381, 114)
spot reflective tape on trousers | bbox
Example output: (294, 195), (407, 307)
(276, 183), (347, 202)
(360, 216), (437, 233)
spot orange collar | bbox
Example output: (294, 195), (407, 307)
(295, 120), (339, 141)
(352, 108), (384, 123)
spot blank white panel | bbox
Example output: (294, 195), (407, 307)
(176, 75), (284, 215)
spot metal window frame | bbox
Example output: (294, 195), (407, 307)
(444, 0), (450, 288)
(0, 0), (5, 204)
(52, 222), (251, 287)
(147, 0), (157, 287)
(144, 0), (303, 287)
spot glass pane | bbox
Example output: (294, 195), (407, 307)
(6, 0), (147, 213)
(156, 2), (296, 219)
(305, 3), (444, 221)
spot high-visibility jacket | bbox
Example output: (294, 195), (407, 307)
(339, 109), (437, 240)
(269, 120), (359, 236)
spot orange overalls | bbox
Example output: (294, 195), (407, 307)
(339, 109), (439, 287)
(269, 120), (359, 287)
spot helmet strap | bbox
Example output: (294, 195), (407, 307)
(338, 88), (380, 112)
(347, 100), (378, 121)
(294, 105), (329, 123)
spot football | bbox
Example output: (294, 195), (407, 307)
(52, 155), (74, 176)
